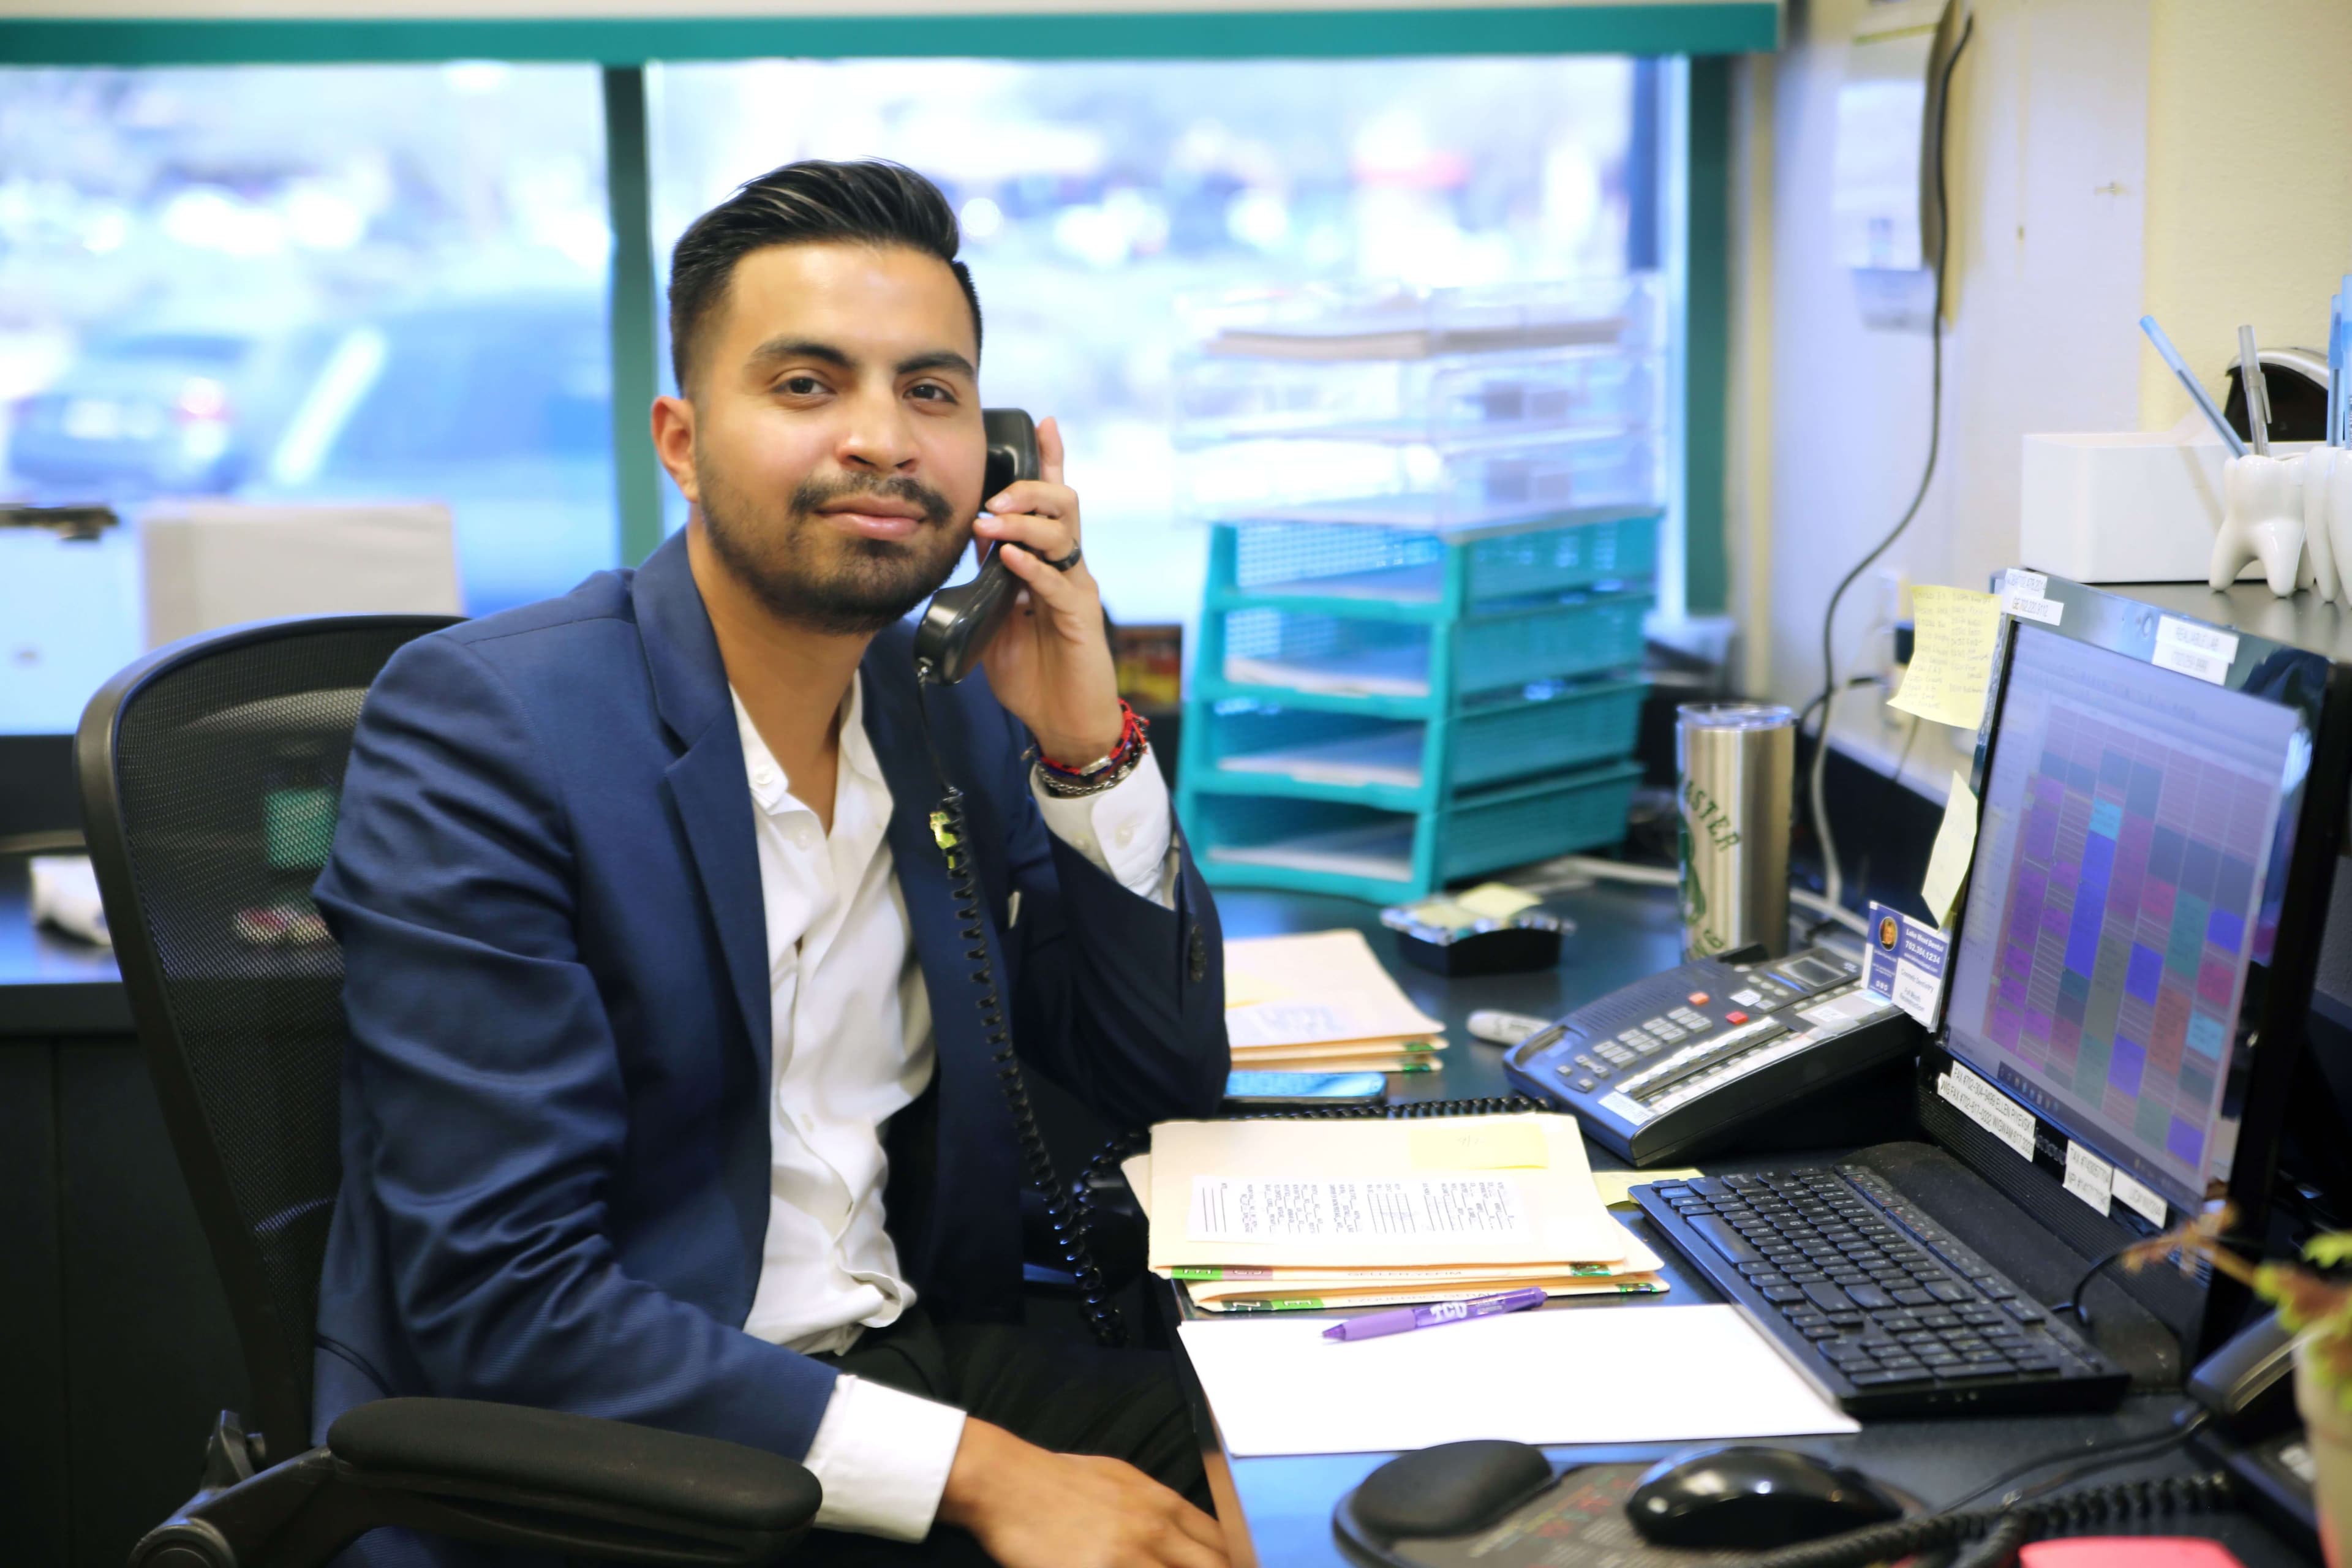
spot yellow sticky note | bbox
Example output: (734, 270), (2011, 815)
(1921, 771), (1980, 929)
(1408, 1120), (1550, 1170)
(1889, 585), (2003, 731)
(1455, 882), (1540, 921)
(1592, 1168), (1704, 1207)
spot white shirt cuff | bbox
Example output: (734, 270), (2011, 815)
(802, 1372), (970, 1542)
(1033, 757), (1177, 908)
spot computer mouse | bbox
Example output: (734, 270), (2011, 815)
(1625, 1444), (1904, 1548)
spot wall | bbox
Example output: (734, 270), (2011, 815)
(1746, 0), (2150, 720)
(2139, 0), (2352, 429)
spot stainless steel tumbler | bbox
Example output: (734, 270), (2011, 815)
(1676, 703), (1795, 959)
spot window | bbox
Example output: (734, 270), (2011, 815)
(0, 62), (611, 733)
(647, 56), (1647, 630)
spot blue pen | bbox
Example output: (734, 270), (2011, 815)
(2141, 314), (2247, 458)
(1321, 1286), (1548, 1343)
(2331, 279), (2350, 448)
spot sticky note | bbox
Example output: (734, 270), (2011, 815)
(1920, 772), (1979, 929)
(1456, 883), (1541, 921)
(1592, 1167), (1703, 1207)
(1890, 585), (2003, 731)
(2063, 1141), (2115, 1216)
(1409, 1119), (1550, 1170)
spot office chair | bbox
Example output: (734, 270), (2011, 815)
(77, 616), (820, 1568)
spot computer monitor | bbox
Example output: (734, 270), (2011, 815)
(1923, 584), (2352, 1358)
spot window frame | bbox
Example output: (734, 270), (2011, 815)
(0, 5), (1753, 782)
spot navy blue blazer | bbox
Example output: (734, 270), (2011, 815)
(309, 529), (1227, 1472)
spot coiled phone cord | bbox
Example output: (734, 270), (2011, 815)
(913, 674), (1129, 1349)
(1743, 1468), (2237, 1568)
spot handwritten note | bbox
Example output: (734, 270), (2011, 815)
(1188, 1177), (1530, 1244)
(1409, 1119), (1550, 1170)
(1920, 771), (1980, 929)
(1890, 585), (2002, 731)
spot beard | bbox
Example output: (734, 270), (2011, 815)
(698, 456), (969, 637)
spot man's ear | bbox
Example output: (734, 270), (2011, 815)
(650, 394), (699, 505)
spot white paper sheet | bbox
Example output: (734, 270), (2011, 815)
(1186, 1176), (1531, 1244)
(1177, 1305), (1858, 1457)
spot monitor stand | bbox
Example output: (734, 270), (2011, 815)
(1843, 1140), (2185, 1389)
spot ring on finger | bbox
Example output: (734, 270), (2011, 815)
(1039, 544), (1082, 572)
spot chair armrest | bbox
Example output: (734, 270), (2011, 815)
(132, 1399), (821, 1568)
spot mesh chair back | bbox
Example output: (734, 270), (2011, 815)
(77, 616), (458, 1457)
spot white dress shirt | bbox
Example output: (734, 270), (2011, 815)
(733, 677), (1173, 1540)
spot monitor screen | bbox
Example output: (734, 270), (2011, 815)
(1943, 622), (2309, 1215)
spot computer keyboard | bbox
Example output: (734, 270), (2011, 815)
(1634, 1167), (2131, 1417)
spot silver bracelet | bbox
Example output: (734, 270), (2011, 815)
(1030, 738), (1150, 798)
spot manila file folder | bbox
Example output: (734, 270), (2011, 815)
(1147, 1114), (1629, 1273)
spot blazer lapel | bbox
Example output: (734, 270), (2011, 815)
(633, 534), (772, 1082)
(858, 636), (1020, 1310)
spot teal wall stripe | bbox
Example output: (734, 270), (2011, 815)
(0, 7), (1776, 66)
(1680, 51), (1731, 616)
(600, 66), (667, 568)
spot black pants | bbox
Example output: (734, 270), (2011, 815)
(794, 1309), (1210, 1566)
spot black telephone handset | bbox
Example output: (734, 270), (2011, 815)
(902, 406), (1133, 1344)
(2189, 1310), (2321, 1551)
(913, 407), (1041, 686)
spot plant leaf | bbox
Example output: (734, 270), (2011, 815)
(2304, 1233), (2352, 1269)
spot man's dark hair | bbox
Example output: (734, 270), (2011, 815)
(667, 158), (982, 394)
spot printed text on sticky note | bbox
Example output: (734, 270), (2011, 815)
(1920, 771), (1979, 929)
(1890, 586), (2002, 731)
(1408, 1119), (1550, 1170)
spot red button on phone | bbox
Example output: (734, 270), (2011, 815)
(1725, 1010), (1750, 1025)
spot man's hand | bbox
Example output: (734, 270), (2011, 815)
(938, 1417), (1229, 1568)
(973, 416), (1126, 768)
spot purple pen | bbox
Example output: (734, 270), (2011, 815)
(1321, 1286), (1548, 1342)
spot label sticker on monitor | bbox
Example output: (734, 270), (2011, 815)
(1864, 902), (1950, 1028)
(1938, 1062), (2038, 1161)
(2110, 1168), (2169, 1230)
(2152, 616), (2239, 685)
(2062, 1141), (2115, 1216)
(2000, 569), (2065, 626)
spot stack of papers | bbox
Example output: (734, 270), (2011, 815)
(1224, 929), (1447, 1073)
(1176, 1307), (1859, 1455)
(1130, 1113), (1666, 1313)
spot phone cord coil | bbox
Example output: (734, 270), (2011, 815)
(915, 674), (1128, 1348)
(1744, 1468), (2237, 1568)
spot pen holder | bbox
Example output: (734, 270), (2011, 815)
(2211, 453), (2305, 597)
(2304, 447), (2342, 601)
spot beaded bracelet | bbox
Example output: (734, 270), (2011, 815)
(1034, 701), (1152, 798)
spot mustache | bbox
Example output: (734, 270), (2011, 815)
(789, 472), (955, 529)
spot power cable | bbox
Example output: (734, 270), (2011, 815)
(1807, 12), (1975, 916)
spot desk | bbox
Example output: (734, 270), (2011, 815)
(0, 856), (246, 1568)
(1185, 883), (2318, 1568)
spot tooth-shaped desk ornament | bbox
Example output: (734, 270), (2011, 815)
(2303, 448), (2340, 601)
(2323, 448), (2352, 606)
(2211, 453), (2306, 596)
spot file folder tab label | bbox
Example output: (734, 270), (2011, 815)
(1188, 1176), (1530, 1245)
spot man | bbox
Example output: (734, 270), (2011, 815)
(313, 159), (1231, 1568)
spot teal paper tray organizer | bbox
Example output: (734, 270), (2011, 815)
(1171, 277), (1667, 902)
(1178, 513), (1656, 902)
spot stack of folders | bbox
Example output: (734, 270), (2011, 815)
(1126, 1113), (1667, 1314)
(1224, 929), (1447, 1074)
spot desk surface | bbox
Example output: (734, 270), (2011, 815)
(0, 854), (130, 1038)
(1190, 882), (2316, 1568)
